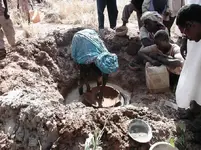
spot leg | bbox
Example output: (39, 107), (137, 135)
(136, 12), (142, 29)
(122, 3), (135, 26)
(107, 0), (118, 29)
(169, 72), (179, 92)
(1, 18), (15, 47)
(79, 65), (85, 95)
(97, 0), (106, 29)
(0, 24), (4, 50)
(0, 19), (7, 60)
(163, 17), (175, 36)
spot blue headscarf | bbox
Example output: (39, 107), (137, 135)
(71, 29), (119, 74)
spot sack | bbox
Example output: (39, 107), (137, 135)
(176, 40), (201, 108)
(145, 62), (170, 93)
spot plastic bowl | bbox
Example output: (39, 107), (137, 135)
(149, 142), (178, 150)
(128, 119), (152, 143)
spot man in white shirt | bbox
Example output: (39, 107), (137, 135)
(176, 4), (201, 119)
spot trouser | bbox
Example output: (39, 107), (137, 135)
(122, 3), (142, 29)
(163, 17), (175, 36)
(0, 15), (15, 60)
(0, 15), (15, 49)
(97, 0), (118, 29)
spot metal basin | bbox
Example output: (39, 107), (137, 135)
(149, 142), (178, 150)
(128, 119), (153, 143)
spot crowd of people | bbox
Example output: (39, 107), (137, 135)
(1, 0), (201, 119)
(92, 0), (201, 119)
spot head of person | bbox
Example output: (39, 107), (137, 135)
(141, 11), (165, 33)
(154, 30), (171, 53)
(176, 4), (201, 42)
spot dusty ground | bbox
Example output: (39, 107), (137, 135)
(0, 25), (193, 150)
(0, 1), (200, 150)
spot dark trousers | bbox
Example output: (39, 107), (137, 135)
(97, 0), (118, 29)
(163, 17), (175, 36)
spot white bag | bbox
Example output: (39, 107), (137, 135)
(145, 62), (170, 93)
(176, 40), (201, 108)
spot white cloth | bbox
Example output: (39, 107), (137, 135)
(176, 40), (201, 108)
(185, 0), (201, 4)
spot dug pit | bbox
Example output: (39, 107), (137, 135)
(64, 82), (131, 108)
(0, 27), (199, 150)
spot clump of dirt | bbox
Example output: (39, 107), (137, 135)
(0, 27), (199, 150)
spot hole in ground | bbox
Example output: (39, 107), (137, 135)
(64, 82), (131, 107)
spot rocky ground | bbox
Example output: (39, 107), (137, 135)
(0, 1), (200, 149)
(0, 25), (198, 150)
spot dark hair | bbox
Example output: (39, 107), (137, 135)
(176, 4), (201, 28)
(154, 30), (169, 42)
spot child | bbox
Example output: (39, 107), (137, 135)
(138, 30), (184, 87)
(0, 0), (15, 60)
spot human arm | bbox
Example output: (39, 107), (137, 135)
(180, 36), (187, 59)
(138, 45), (161, 66)
(28, 0), (34, 10)
(140, 26), (155, 47)
(17, 0), (19, 9)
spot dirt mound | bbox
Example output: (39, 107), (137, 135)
(0, 27), (199, 150)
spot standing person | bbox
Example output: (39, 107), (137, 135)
(97, 0), (118, 34)
(142, 0), (169, 17)
(0, 0), (15, 60)
(122, 0), (144, 29)
(176, 4), (201, 118)
(17, 0), (33, 24)
(164, 0), (185, 35)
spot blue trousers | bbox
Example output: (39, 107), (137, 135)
(97, 0), (118, 29)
